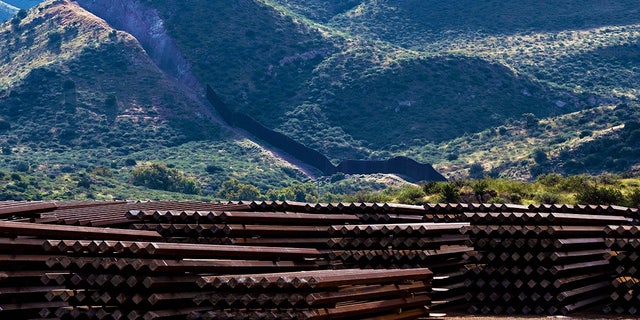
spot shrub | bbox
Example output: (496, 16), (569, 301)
(536, 173), (564, 188)
(47, 31), (62, 50)
(422, 181), (438, 194)
(472, 180), (489, 197)
(14, 161), (30, 172)
(488, 197), (507, 204)
(627, 189), (640, 208)
(532, 148), (548, 164)
(575, 186), (625, 205)
(77, 175), (92, 188)
(91, 167), (114, 178)
(265, 183), (316, 202)
(130, 163), (200, 194)
(533, 192), (561, 204)
(205, 164), (222, 174)
(438, 182), (460, 203)
(330, 172), (346, 183)
(509, 193), (523, 204)
(218, 178), (263, 201)
(396, 186), (426, 205)
(559, 175), (590, 192)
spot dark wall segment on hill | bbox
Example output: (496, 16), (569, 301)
(207, 85), (446, 182)
(337, 157), (447, 182)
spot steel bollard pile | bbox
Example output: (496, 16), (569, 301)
(190, 268), (433, 320)
(462, 209), (633, 315)
(8, 200), (439, 320)
(0, 218), (161, 319)
(603, 224), (640, 314)
(0, 200), (639, 319)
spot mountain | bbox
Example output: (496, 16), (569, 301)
(1, 0), (640, 201)
(132, 0), (640, 178)
(0, 0), (314, 200)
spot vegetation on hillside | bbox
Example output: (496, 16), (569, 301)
(2, 0), (640, 200)
(0, 1), (315, 200)
(338, 173), (640, 208)
(141, 0), (640, 179)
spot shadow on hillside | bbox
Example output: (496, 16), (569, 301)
(318, 55), (573, 147)
(394, 0), (640, 35)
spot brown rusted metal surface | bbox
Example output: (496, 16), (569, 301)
(0, 200), (639, 318)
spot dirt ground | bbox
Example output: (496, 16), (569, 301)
(443, 312), (638, 320)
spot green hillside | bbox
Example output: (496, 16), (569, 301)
(325, 0), (640, 45)
(2, 0), (640, 201)
(140, 0), (640, 178)
(0, 0), (313, 200)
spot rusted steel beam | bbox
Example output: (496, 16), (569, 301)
(464, 211), (631, 226)
(218, 211), (361, 225)
(555, 281), (610, 302)
(303, 295), (431, 320)
(327, 234), (468, 250)
(126, 210), (212, 222)
(198, 268), (432, 290)
(331, 222), (468, 236)
(545, 212), (632, 225)
(221, 224), (331, 237)
(559, 293), (609, 315)
(139, 306), (212, 320)
(544, 225), (608, 237)
(230, 237), (332, 248)
(547, 259), (610, 276)
(0, 221), (161, 241)
(143, 242), (324, 260)
(552, 272), (610, 289)
(534, 249), (610, 263)
(605, 225), (640, 237)
(0, 201), (57, 218)
(145, 258), (320, 273)
(304, 282), (428, 306)
(551, 237), (606, 250)
(141, 275), (207, 290)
